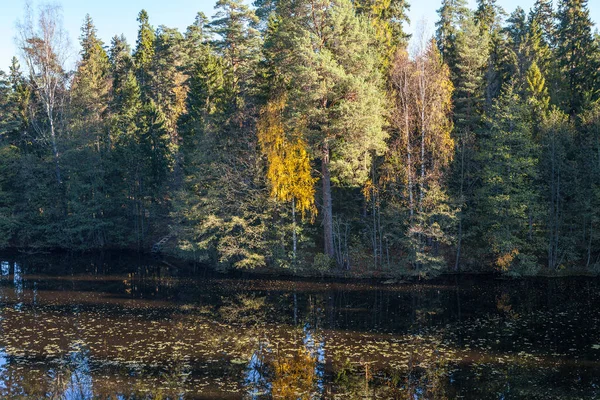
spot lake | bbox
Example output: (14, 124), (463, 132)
(0, 252), (598, 399)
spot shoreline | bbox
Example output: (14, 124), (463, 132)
(2, 247), (599, 281)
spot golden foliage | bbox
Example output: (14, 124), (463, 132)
(387, 42), (454, 204)
(270, 348), (317, 399)
(415, 39), (455, 174)
(258, 95), (317, 220)
(496, 249), (519, 272)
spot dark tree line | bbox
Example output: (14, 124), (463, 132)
(0, 0), (599, 276)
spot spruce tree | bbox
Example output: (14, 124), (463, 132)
(134, 9), (155, 97)
(449, 14), (489, 269)
(555, 0), (599, 115)
(474, 84), (541, 273)
(529, 0), (555, 47)
(209, 0), (260, 112)
(474, 0), (504, 36)
(0, 71), (20, 247)
(435, 0), (469, 65)
(65, 14), (113, 248)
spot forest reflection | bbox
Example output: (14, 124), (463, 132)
(0, 252), (598, 399)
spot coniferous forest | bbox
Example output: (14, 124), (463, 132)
(1, 0), (600, 277)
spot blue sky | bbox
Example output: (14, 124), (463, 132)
(1, 0), (599, 72)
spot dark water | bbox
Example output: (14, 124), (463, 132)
(0, 252), (599, 399)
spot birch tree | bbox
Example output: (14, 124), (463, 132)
(17, 3), (70, 186)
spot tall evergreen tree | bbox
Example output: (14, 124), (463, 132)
(474, 84), (541, 273)
(184, 12), (211, 66)
(435, 0), (469, 64)
(65, 14), (113, 248)
(450, 14), (489, 269)
(134, 9), (155, 97)
(474, 0), (504, 36)
(0, 71), (20, 247)
(555, 0), (599, 115)
(209, 0), (260, 112)
(278, 0), (387, 265)
(529, 0), (555, 47)
(354, 0), (411, 67)
(151, 26), (187, 187)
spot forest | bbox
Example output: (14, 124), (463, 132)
(0, 0), (599, 277)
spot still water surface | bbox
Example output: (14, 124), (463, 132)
(0, 252), (599, 399)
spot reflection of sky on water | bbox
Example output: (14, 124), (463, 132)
(1, 261), (9, 276)
(13, 263), (22, 295)
(0, 263), (5, 392)
(13, 263), (22, 311)
(63, 345), (94, 400)
(304, 323), (325, 394)
(0, 349), (6, 391)
(1, 261), (23, 310)
(244, 341), (271, 399)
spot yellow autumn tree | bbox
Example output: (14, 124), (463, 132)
(258, 94), (317, 261)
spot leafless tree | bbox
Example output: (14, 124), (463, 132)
(16, 2), (70, 185)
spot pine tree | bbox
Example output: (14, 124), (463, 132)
(184, 12), (211, 66)
(120, 73), (148, 246)
(506, 7), (527, 49)
(539, 108), (575, 270)
(453, 15), (488, 133)
(576, 105), (600, 269)
(109, 35), (133, 111)
(474, 0), (508, 106)
(151, 26), (187, 187)
(526, 61), (550, 131)
(2, 59), (29, 145)
(278, 0), (387, 265)
(72, 14), (111, 127)
(253, 0), (279, 28)
(354, 0), (410, 68)
(173, 3), (276, 270)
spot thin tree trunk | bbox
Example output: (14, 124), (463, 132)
(292, 198), (297, 266)
(47, 105), (62, 185)
(587, 220), (593, 268)
(406, 110), (414, 218)
(401, 68), (414, 219)
(371, 166), (377, 266)
(549, 130), (556, 269)
(322, 143), (334, 259)
(554, 147), (561, 269)
(455, 135), (465, 271)
(420, 123), (425, 210)
(378, 198), (383, 268)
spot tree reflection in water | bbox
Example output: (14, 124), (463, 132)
(0, 252), (597, 398)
